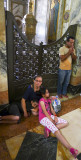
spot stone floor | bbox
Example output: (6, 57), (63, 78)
(0, 92), (81, 160)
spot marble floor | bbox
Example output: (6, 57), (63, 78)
(0, 92), (81, 160)
(5, 108), (81, 160)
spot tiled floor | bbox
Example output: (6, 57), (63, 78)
(5, 108), (81, 160)
(0, 92), (81, 160)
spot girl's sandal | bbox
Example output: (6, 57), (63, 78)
(70, 148), (78, 158)
(44, 127), (50, 138)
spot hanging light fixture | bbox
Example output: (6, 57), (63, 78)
(25, 0), (37, 41)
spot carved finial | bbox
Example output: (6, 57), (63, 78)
(29, 0), (32, 14)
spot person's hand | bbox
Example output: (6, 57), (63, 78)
(54, 116), (58, 124)
(52, 119), (56, 125)
(50, 96), (57, 104)
(50, 96), (57, 101)
(24, 112), (29, 118)
(69, 47), (74, 54)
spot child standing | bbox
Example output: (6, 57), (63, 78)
(39, 87), (79, 158)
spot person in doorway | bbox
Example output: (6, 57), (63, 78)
(57, 36), (77, 98)
(39, 86), (79, 158)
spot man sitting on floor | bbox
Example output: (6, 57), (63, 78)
(0, 99), (38, 124)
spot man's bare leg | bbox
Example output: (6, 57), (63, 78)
(0, 120), (18, 124)
(0, 115), (19, 120)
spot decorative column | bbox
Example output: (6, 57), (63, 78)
(62, 0), (71, 35)
(6, 0), (9, 10)
(57, 0), (71, 39)
(57, 0), (65, 39)
(34, 0), (50, 45)
(25, 0), (37, 42)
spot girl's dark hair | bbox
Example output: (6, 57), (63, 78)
(33, 75), (42, 80)
(32, 99), (38, 103)
(40, 86), (48, 95)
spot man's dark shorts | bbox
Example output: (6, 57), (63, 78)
(8, 102), (33, 115)
(0, 102), (33, 123)
(8, 103), (22, 117)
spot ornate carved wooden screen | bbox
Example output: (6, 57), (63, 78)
(6, 11), (77, 103)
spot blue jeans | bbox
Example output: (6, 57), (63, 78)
(57, 68), (72, 95)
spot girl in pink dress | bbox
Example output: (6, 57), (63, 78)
(39, 87), (79, 158)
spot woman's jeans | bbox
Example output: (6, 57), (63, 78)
(57, 68), (72, 95)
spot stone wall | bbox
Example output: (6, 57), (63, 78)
(57, 0), (65, 40)
(69, 0), (81, 85)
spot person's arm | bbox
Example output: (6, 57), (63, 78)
(40, 101), (55, 124)
(21, 86), (31, 118)
(71, 52), (77, 61)
(50, 103), (58, 123)
(60, 47), (73, 61)
(50, 103), (56, 115)
(21, 98), (28, 118)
